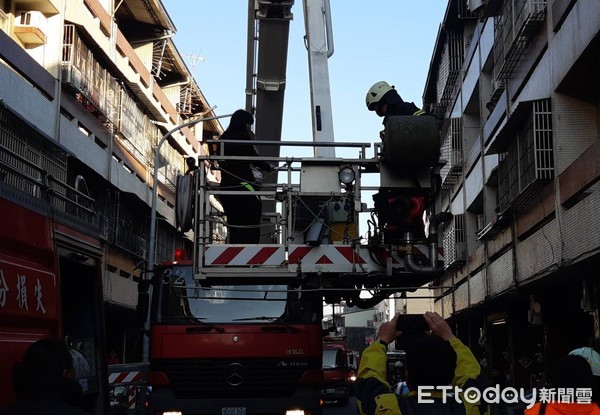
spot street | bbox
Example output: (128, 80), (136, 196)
(323, 396), (359, 415)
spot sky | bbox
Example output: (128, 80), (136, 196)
(161, 0), (447, 158)
(161, 0), (448, 242)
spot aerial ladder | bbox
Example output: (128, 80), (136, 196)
(227, 0), (450, 305)
(146, 0), (454, 337)
(171, 0), (452, 312)
(246, 0), (336, 158)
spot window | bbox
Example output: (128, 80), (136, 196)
(497, 99), (553, 214)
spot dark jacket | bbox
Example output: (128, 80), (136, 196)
(380, 89), (424, 125)
(0, 378), (89, 415)
(218, 109), (270, 189)
(386, 101), (422, 117)
(355, 338), (482, 415)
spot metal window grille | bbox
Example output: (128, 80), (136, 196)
(533, 99), (554, 180)
(0, 107), (98, 234)
(0, 108), (67, 197)
(61, 25), (120, 126)
(443, 214), (466, 269)
(158, 143), (184, 191)
(435, 31), (464, 118)
(114, 202), (148, 258)
(441, 118), (463, 190)
(494, 0), (547, 81)
(498, 99), (553, 214)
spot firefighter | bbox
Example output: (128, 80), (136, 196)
(217, 109), (273, 244)
(365, 81), (426, 122)
(365, 81), (427, 143)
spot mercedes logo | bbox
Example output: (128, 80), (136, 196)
(224, 363), (246, 386)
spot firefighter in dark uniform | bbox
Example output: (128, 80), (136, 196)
(365, 81), (426, 123)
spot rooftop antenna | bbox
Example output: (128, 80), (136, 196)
(185, 53), (207, 76)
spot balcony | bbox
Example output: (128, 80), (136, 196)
(14, 0), (59, 15)
(494, 0), (547, 81)
(62, 24), (183, 191)
(0, 106), (101, 239)
(14, 11), (47, 47)
(62, 25), (120, 126)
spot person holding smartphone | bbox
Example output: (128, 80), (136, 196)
(355, 311), (482, 415)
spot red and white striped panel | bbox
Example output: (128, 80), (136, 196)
(127, 386), (137, 409)
(287, 244), (444, 273)
(108, 371), (142, 410)
(202, 244), (444, 271)
(288, 245), (374, 273)
(288, 245), (367, 265)
(108, 371), (142, 385)
(204, 245), (286, 266)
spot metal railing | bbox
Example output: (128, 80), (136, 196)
(493, 0), (547, 81)
(193, 139), (375, 276)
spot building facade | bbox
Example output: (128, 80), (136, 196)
(0, 0), (221, 366)
(424, 0), (600, 389)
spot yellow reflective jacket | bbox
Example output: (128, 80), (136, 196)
(355, 337), (483, 415)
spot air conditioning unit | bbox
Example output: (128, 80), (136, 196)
(15, 10), (47, 46)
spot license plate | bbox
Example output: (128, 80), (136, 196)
(222, 407), (246, 415)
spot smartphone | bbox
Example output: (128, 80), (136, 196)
(395, 314), (429, 349)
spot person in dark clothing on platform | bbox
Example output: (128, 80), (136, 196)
(365, 81), (425, 124)
(217, 109), (272, 244)
(365, 81), (427, 142)
(0, 338), (88, 415)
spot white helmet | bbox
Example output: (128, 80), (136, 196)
(569, 347), (600, 376)
(366, 81), (395, 110)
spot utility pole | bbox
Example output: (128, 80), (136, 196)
(142, 111), (231, 363)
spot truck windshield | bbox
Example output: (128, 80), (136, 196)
(322, 349), (345, 369)
(158, 266), (297, 324)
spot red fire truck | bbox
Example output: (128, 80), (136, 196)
(0, 196), (108, 412)
(140, 259), (324, 415)
(321, 340), (350, 406)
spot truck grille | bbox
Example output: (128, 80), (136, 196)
(153, 358), (318, 399)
